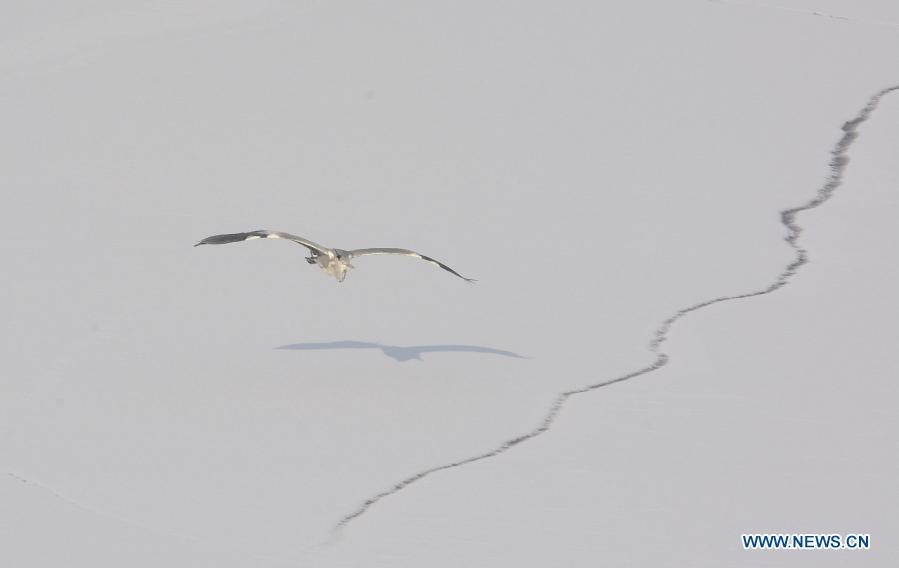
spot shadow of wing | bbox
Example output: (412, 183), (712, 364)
(411, 345), (527, 359)
(276, 341), (380, 351)
(277, 341), (527, 362)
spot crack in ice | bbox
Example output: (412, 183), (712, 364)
(708, 0), (899, 29)
(3, 470), (209, 542)
(334, 84), (899, 531)
(2, 470), (289, 564)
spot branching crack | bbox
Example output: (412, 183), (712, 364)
(3, 470), (209, 542)
(708, 0), (899, 29)
(334, 84), (899, 531)
(3, 471), (288, 564)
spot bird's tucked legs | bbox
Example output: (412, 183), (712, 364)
(306, 256), (316, 264)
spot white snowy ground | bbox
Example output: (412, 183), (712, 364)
(1, 1), (897, 566)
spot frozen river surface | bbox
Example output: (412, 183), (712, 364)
(1, 1), (897, 566)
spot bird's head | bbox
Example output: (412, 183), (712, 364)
(334, 249), (354, 268)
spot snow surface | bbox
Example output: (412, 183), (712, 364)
(1, 1), (897, 566)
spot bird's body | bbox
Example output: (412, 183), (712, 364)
(308, 248), (353, 282)
(195, 230), (473, 283)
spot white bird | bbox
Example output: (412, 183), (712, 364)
(195, 230), (474, 283)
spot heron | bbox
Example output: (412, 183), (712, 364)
(195, 230), (474, 283)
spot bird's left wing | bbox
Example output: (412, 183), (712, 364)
(347, 248), (475, 282)
(195, 230), (331, 256)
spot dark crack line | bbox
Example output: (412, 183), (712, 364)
(333, 84), (899, 531)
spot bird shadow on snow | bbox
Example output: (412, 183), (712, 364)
(276, 340), (527, 362)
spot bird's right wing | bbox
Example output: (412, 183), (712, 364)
(195, 230), (331, 256)
(347, 248), (475, 282)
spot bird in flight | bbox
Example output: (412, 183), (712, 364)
(195, 230), (474, 283)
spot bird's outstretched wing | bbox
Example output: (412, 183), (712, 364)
(195, 230), (331, 256)
(347, 248), (475, 282)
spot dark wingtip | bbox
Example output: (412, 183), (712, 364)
(193, 232), (255, 246)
